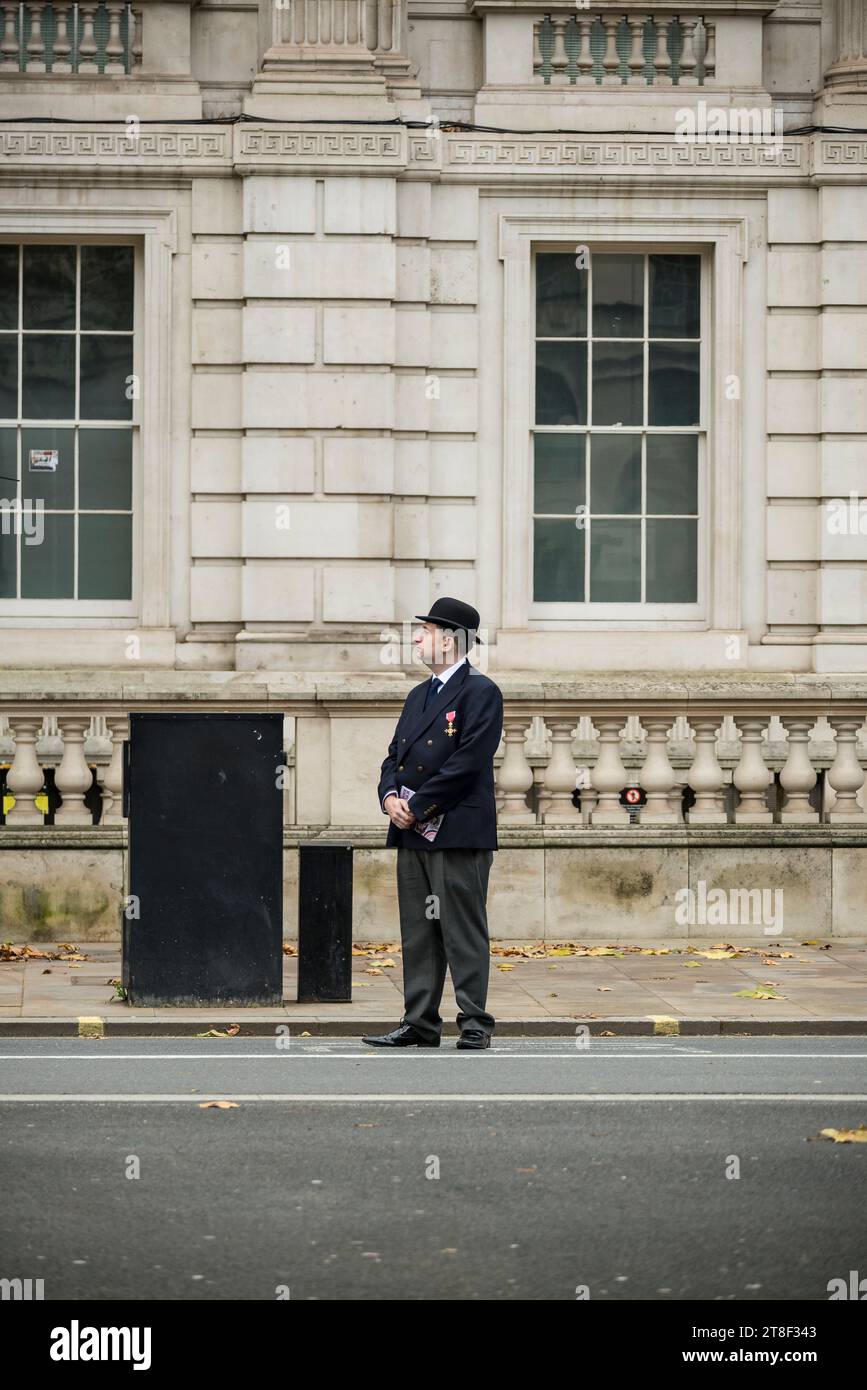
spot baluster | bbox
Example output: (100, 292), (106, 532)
(551, 18), (568, 84)
(679, 15), (699, 86)
(5, 717), (46, 826)
(541, 720), (580, 824)
(667, 777), (686, 821)
(497, 715), (535, 823)
(77, 2), (99, 73)
(627, 13), (647, 86)
(0, 1), (19, 71)
(282, 715), (296, 826)
(25, 0), (46, 71)
(130, 5), (142, 69)
(779, 717), (819, 825)
(576, 16), (593, 83)
(639, 718), (677, 823)
(601, 15), (621, 85)
(55, 717), (94, 825)
(100, 715), (129, 825)
(104, 1), (126, 73)
(652, 15), (673, 86)
(732, 717), (772, 824)
(533, 18), (543, 79)
(590, 719), (630, 826)
(686, 718), (726, 824)
(827, 718), (866, 824)
(703, 19), (715, 80)
(52, 0), (72, 72)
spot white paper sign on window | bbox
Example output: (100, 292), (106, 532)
(29, 448), (59, 472)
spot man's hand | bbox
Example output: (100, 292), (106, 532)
(384, 793), (417, 830)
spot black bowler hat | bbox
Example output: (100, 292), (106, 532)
(414, 596), (484, 644)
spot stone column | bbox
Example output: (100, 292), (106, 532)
(824, 0), (867, 92)
(247, 0), (422, 116)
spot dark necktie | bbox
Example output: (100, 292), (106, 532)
(424, 676), (442, 710)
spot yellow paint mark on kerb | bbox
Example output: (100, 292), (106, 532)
(78, 1016), (104, 1039)
(650, 1016), (680, 1036)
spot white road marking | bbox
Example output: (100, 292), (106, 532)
(0, 1052), (866, 1061)
(1, 1093), (867, 1103)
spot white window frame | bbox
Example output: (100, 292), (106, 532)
(499, 212), (747, 634)
(0, 207), (175, 628)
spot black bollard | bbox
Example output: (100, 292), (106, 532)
(297, 844), (353, 1002)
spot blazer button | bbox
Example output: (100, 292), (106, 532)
(426, 739), (433, 745)
(401, 738), (406, 743)
(398, 764), (404, 770)
(417, 765), (423, 771)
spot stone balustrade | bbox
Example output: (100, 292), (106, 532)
(533, 12), (716, 87)
(0, 1), (141, 74)
(2, 696), (865, 832)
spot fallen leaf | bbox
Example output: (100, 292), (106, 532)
(198, 1100), (239, 1109)
(819, 1125), (867, 1144)
(597, 986), (612, 992)
(733, 988), (784, 1001)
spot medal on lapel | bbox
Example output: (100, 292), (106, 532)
(445, 709), (456, 738)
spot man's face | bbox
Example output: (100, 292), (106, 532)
(413, 622), (454, 668)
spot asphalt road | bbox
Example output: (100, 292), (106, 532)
(1, 1037), (865, 1301)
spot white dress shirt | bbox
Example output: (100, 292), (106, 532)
(381, 656), (468, 812)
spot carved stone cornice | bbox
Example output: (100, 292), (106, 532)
(0, 124), (865, 180)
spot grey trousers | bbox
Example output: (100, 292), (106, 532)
(396, 846), (496, 1041)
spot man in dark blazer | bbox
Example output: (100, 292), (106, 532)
(363, 597), (504, 1051)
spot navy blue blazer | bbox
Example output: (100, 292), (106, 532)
(377, 660), (504, 851)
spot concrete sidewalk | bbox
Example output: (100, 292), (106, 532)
(2, 938), (867, 1035)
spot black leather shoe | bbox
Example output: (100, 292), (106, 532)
(456, 1029), (491, 1050)
(362, 1023), (440, 1048)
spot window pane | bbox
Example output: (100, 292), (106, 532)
(21, 512), (73, 598)
(590, 433), (641, 514)
(79, 428), (132, 510)
(534, 433), (585, 514)
(79, 514), (132, 599)
(647, 518), (697, 601)
(536, 341), (587, 425)
(0, 525), (14, 597)
(0, 336), (18, 418)
(650, 255), (700, 338)
(80, 336), (133, 420)
(592, 342), (643, 425)
(589, 518), (641, 601)
(21, 427), (75, 510)
(534, 517), (584, 601)
(22, 335), (76, 419)
(81, 247), (134, 331)
(0, 427), (17, 595)
(649, 342), (700, 425)
(646, 434), (698, 514)
(592, 253), (643, 338)
(536, 252), (587, 337)
(22, 245), (76, 330)
(0, 427), (16, 493)
(0, 246), (18, 330)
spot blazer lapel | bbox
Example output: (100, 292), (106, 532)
(400, 660), (471, 750)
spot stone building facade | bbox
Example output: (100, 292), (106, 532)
(0, 2), (866, 942)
